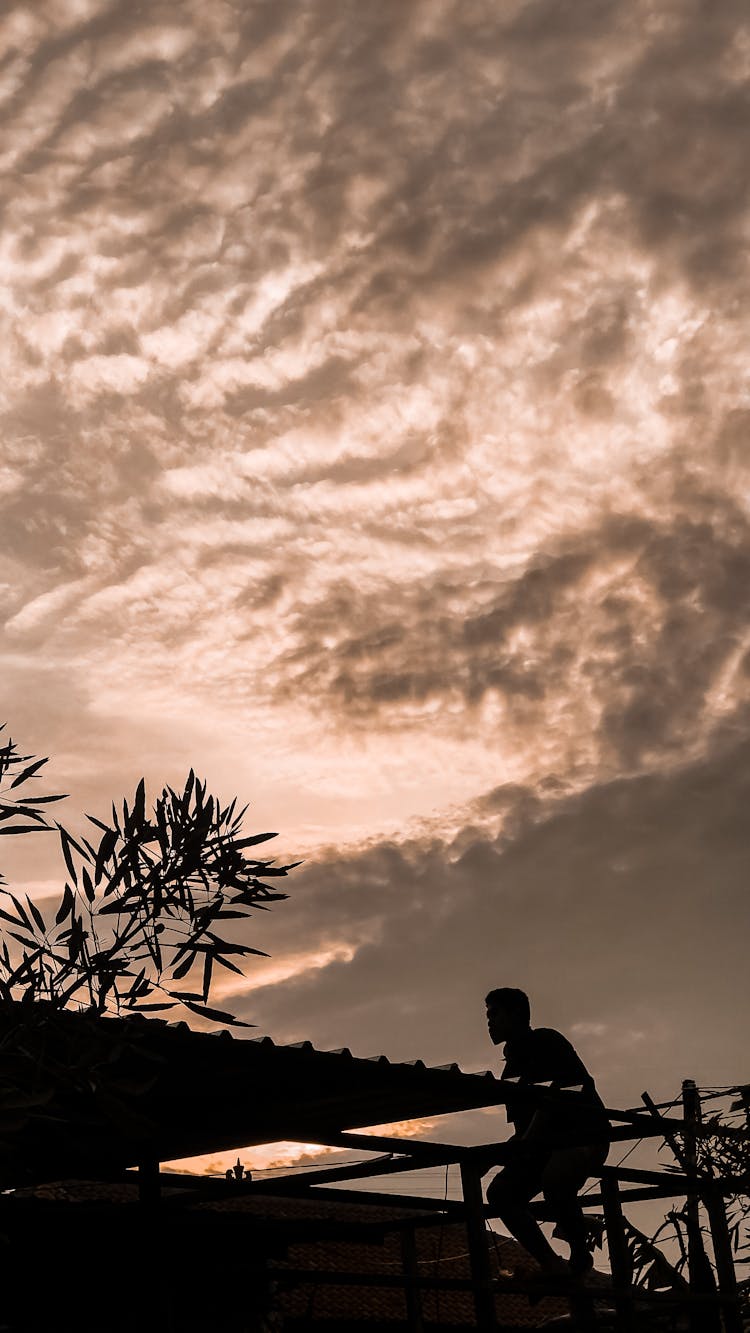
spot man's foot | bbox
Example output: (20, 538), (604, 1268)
(568, 1245), (594, 1277)
(526, 1257), (571, 1307)
(538, 1254), (570, 1278)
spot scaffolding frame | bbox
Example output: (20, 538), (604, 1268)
(131, 1087), (748, 1332)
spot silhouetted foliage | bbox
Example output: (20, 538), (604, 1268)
(0, 724), (67, 876)
(693, 1089), (750, 1306)
(640, 1088), (750, 1320)
(624, 1217), (690, 1293)
(0, 724), (297, 1025)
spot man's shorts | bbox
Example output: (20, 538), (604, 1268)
(486, 1141), (609, 1210)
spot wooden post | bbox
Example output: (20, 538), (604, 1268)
(703, 1187), (743, 1333)
(137, 1160), (174, 1332)
(138, 1158), (161, 1207)
(400, 1226), (425, 1333)
(682, 1081), (702, 1291)
(460, 1160), (497, 1333)
(600, 1173), (635, 1333)
(682, 1079), (722, 1333)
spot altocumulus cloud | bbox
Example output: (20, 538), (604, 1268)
(279, 477), (750, 775)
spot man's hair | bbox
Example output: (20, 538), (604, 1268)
(485, 987), (531, 1023)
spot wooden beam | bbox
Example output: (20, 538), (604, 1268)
(601, 1173), (635, 1333)
(312, 1129), (464, 1159)
(460, 1160), (497, 1333)
(703, 1185), (744, 1333)
(602, 1164), (745, 1192)
(578, 1184), (702, 1206)
(400, 1227), (425, 1333)
(608, 1113), (748, 1142)
(246, 1150), (451, 1192)
(278, 1184), (465, 1217)
(681, 1080), (721, 1333)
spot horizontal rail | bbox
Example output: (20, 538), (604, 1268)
(322, 1114), (748, 1159)
(267, 1267), (743, 1307)
(270, 1184), (467, 1216)
(268, 1268), (590, 1294)
(247, 1140), (748, 1198)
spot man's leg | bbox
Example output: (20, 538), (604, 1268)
(486, 1156), (566, 1273)
(541, 1144), (608, 1274)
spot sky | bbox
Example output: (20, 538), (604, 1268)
(2, 0), (749, 1182)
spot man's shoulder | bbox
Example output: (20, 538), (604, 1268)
(528, 1028), (588, 1076)
(503, 1027), (577, 1071)
(531, 1026), (576, 1052)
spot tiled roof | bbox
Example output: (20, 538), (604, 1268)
(273, 1221), (572, 1327)
(17, 1178), (439, 1229)
(9, 1178), (580, 1327)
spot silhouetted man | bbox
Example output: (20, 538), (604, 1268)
(483, 987), (610, 1275)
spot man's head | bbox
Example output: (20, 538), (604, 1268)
(485, 987), (531, 1045)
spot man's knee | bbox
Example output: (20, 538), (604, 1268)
(540, 1171), (576, 1221)
(541, 1146), (602, 1207)
(486, 1172), (505, 1205)
(541, 1178), (578, 1215)
(487, 1168), (528, 1218)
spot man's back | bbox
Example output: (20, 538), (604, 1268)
(501, 1025), (610, 1149)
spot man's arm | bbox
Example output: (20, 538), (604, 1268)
(472, 1139), (518, 1175)
(515, 1106), (557, 1148)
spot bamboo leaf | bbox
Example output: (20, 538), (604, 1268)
(57, 826), (78, 885)
(214, 956), (244, 977)
(170, 953), (195, 981)
(233, 832), (278, 849)
(8, 931), (39, 951)
(1, 806), (46, 824)
(10, 757), (47, 787)
(206, 936), (268, 958)
(178, 997), (251, 1026)
(26, 896), (46, 933)
(8, 895), (31, 929)
(19, 794), (68, 805)
(82, 867), (95, 905)
(129, 1002), (177, 1012)
(202, 952), (213, 1001)
(0, 824), (52, 835)
(0, 906), (27, 928)
(133, 777), (146, 824)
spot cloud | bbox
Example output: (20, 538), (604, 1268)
(276, 481), (750, 777)
(230, 733), (750, 1103)
(2, 0), (749, 1108)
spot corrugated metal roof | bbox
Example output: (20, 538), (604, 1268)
(0, 1004), (505, 1188)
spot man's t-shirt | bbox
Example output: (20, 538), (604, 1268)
(501, 1026), (610, 1150)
